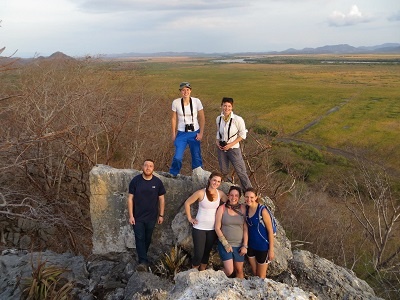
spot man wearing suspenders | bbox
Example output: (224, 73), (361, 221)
(170, 82), (205, 177)
(216, 97), (252, 191)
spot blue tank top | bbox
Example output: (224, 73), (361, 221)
(246, 204), (269, 251)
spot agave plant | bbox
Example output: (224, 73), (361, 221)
(155, 244), (188, 278)
(21, 259), (74, 300)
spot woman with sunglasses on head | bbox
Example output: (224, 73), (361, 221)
(184, 171), (227, 270)
(215, 186), (248, 278)
(244, 187), (275, 278)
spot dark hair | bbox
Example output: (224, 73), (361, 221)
(205, 171), (223, 201)
(143, 159), (155, 165)
(221, 97), (234, 105)
(228, 186), (242, 197)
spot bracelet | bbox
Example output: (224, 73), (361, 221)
(242, 245), (248, 249)
(159, 215), (164, 217)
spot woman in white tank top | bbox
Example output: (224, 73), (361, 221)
(184, 171), (228, 270)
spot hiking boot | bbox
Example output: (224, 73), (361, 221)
(136, 263), (148, 272)
(164, 172), (178, 179)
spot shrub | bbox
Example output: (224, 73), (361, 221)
(21, 260), (73, 300)
(155, 244), (189, 279)
(251, 124), (278, 137)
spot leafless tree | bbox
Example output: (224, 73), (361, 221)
(341, 161), (399, 271)
(0, 57), (170, 254)
(339, 159), (400, 298)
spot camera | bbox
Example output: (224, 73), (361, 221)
(219, 141), (227, 147)
(185, 124), (195, 132)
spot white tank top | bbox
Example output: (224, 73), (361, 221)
(193, 189), (221, 230)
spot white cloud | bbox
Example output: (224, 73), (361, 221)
(70, 0), (251, 13)
(328, 5), (372, 26)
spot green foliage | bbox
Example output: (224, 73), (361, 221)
(21, 260), (73, 300)
(290, 143), (324, 163)
(134, 57), (400, 172)
(250, 124), (278, 137)
(155, 244), (189, 279)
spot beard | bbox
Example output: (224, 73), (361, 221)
(143, 169), (153, 177)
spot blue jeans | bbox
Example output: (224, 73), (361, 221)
(132, 220), (156, 264)
(218, 147), (252, 190)
(169, 130), (203, 176)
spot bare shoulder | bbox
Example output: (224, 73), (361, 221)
(216, 204), (225, 213)
(185, 188), (205, 205)
(218, 190), (227, 202)
(196, 188), (206, 202)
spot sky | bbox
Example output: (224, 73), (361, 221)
(1, 0), (400, 58)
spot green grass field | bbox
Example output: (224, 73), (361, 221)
(120, 55), (400, 172)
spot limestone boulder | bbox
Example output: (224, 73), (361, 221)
(289, 250), (382, 300)
(170, 269), (317, 300)
(89, 165), (217, 257)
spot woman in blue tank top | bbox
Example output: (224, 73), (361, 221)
(245, 188), (275, 278)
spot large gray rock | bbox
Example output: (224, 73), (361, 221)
(89, 164), (195, 256)
(0, 250), (87, 300)
(89, 164), (231, 257)
(170, 269), (317, 300)
(289, 250), (382, 300)
(89, 165), (139, 254)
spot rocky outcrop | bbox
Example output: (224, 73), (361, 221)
(171, 269), (317, 299)
(89, 164), (217, 256)
(289, 250), (379, 300)
(89, 164), (293, 276)
(0, 217), (57, 250)
(0, 165), (382, 300)
(0, 250), (382, 300)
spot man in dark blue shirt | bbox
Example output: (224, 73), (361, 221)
(128, 159), (166, 271)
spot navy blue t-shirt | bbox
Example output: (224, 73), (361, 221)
(128, 174), (166, 222)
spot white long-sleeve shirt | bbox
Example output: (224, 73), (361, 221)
(216, 112), (247, 149)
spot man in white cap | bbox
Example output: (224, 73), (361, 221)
(169, 82), (205, 176)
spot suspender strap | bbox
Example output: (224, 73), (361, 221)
(218, 116), (234, 141)
(181, 98), (194, 124)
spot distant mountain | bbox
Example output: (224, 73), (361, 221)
(270, 43), (400, 55)
(3, 45), (400, 61)
(105, 43), (400, 58)
(105, 51), (218, 58)
(36, 51), (75, 61)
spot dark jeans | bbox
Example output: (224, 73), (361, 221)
(132, 220), (157, 264)
(192, 228), (217, 266)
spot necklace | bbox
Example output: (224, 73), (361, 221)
(226, 202), (241, 210)
(246, 205), (258, 226)
(223, 113), (231, 122)
(226, 201), (243, 216)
